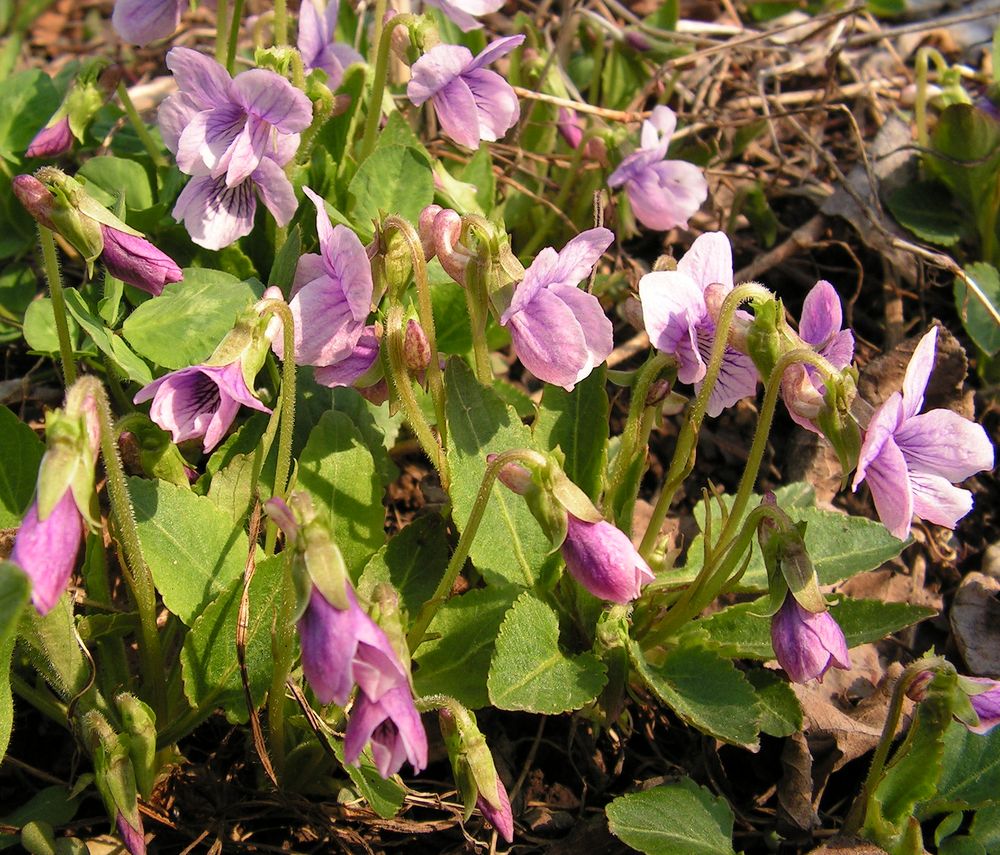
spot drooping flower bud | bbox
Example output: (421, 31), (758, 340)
(770, 592), (850, 684)
(557, 107), (584, 149)
(561, 515), (654, 604)
(84, 711), (146, 855)
(404, 320), (431, 373)
(26, 117), (74, 159)
(100, 224), (183, 296)
(757, 493), (826, 614)
(116, 693), (157, 799)
(12, 174), (57, 229)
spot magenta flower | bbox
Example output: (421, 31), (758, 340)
(116, 811), (146, 855)
(100, 225), (183, 296)
(499, 228), (614, 390)
(270, 187), (373, 370)
(639, 231), (758, 416)
(133, 360), (270, 453)
(781, 280), (854, 432)
(561, 514), (654, 603)
(344, 683), (428, 777)
(407, 36), (524, 149)
(12, 489), (84, 615)
(770, 594), (850, 683)
(477, 776), (514, 842)
(423, 0), (505, 32)
(112, 0), (187, 44)
(27, 117), (73, 159)
(852, 327), (995, 539)
(297, 585), (409, 706)
(608, 106), (708, 232)
(297, 0), (362, 89)
(964, 678), (1000, 734)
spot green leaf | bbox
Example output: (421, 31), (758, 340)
(688, 598), (936, 659)
(488, 592), (606, 713)
(0, 69), (59, 162)
(330, 738), (406, 819)
(0, 406), (43, 528)
(534, 366), (609, 501)
(0, 562), (31, 762)
(747, 669), (802, 737)
(0, 785), (80, 851)
(122, 269), (260, 369)
(918, 722), (1000, 817)
(930, 104), (1000, 214)
(180, 555), (282, 724)
(431, 277), (473, 355)
(17, 595), (90, 701)
(457, 146), (496, 213)
(887, 182), (964, 247)
(77, 156), (154, 213)
(269, 224), (301, 291)
(968, 804), (1000, 850)
(955, 263), (1000, 357)
(23, 297), (80, 355)
(297, 411), (384, 578)
(330, 387), (398, 487)
(629, 640), (759, 747)
(130, 476), (251, 624)
(606, 778), (737, 855)
(358, 515), (449, 617)
(347, 145), (434, 241)
(445, 358), (553, 587)
(412, 586), (518, 709)
(61, 288), (152, 384)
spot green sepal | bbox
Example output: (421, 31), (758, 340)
(594, 606), (630, 723)
(301, 524), (351, 612)
(439, 710), (478, 821)
(757, 498), (825, 614)
(36, 409), (94, 524)
(816, 373), (862, 485)
(83, 711), (141, 831)
(117, 414), (191, 487)
(63, 59), (113, 142)
(440, 703), (502, 815)
(550, 470), (602, 524)
(746, 297), (783, 379)
(370, 583), (412, 675)
(116, 693), (157, 799)
(36, 167), (142, 241)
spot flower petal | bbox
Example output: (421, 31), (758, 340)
(12, 490), (83, 615)
(506, 288), (590, 390)
(432, 79), (483, 149)
(548, 285), (613, 384)
(407, 45), (473, 105)
(173, 174), (257, 250)
(799, 280), (842, 347)
(252, 157), (298, 226)
(466, 34), (525, 71)
(909, 470), (974, 531)
(676, 231), (733, 292)
(895, 409), (994, 482)
(638, 269), (706, 357)
(854, 393), (903, 488)
(860, 434), (913, 539)
(166, 47), (233, 110)
(114, 0), (184, 44)
(464, 68), (520, 142)
(232, 68), (313, 132)
(902, 327), (937, 420)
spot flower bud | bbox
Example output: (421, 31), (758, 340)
(745, 296), (783, 377)
(26, 117), (74, 159)
(561, 514), (654, 603)
(557, 107), (583, 149)
(645, 378), (671, 407)
(770, 593), (850, 683)
(117, 693), (157, 798)
(906, 670), (934, 702)
(100, 224), (183, 296)
(418, 204), (443, 261)
(403, 320), (431, 372)
(12, 174), (56, 229)
(487, 453), (533, 495)
(624, 30), (653, 51)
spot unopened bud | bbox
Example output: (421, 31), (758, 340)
(404, 320), (431, 372)
(418, 204), (443, 261)
(620, 295), (645, 331)
(12, 174), (56, 228)
(624, 30), (652, 52)
(26, 117), (74, 159)
(488, 454), (533, 495)
(645, 378), (671, 407)
(557, 108), (584, 149)
(906, 670), (934, 702)
(359, 378), (389, 406)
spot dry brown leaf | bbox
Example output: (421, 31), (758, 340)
(949, 572), (1000, 677)
(809, 836), (889, 854)
(778, 731), (820, 833)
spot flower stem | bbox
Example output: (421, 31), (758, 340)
(638, 283), (772, 560)
(358, 14), (415, 163)
(268, 549), (296, 778)
(407, 450), (540, 650)
(215, 0), (230, 64)
(116, 83), (166, 169)
(38, 226), (77, 385)
(226, 0), (246, 75)
(273, 0), (288, 46)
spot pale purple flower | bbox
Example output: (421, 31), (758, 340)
(639, 231), (758, 416)
(561, 513), (654, 603)
(781, 280), (854, 432)
(477, 775), (514, 842)
(344, 683), (428, 777)
(26, 117), (73, 158)
(133, 360), (270, 453)
(499, 228), (614, 390)
(297, 584), (408, 706)
(100, 225), (183, 296)
(313, 326), (380, 388)
(116, 811), (146, 855)
(12, 489), (84, 615)
(423, 0), (505, 32)
(407, 36), (525, 149)
(269, 187), (373, 372)
(113, 0), (187, 44)
(608, 106), (708, 232)
(770, 594), (850, 684)
(964, 678), (1000, 735)
(852, 327), (995, 539)
(297, 0), (362, 89)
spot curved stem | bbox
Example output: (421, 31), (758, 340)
(38, 226), (76, 385)
(407, 449), (542, 649)
(638, 283), (772, 560)
(115, 83), (166, 169)
(358, 14), (415, 163)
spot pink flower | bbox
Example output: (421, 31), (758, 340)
(561, 514), (654, 603)
(344, 683), (428, 777)
(423, 0), (504, 32)
(26, 117), (73, 158)
(852, 327), (994, 539)
(12, 490), (84, 615)
(100, 225), (183, 296)
(297, 0), (362, 89)
(770, 594), (850, 683)
(113, 0), (188, 44)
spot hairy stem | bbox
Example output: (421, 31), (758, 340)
(358, 14), (415, 163)
(38, 226), (76, 384)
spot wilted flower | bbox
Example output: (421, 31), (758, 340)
(297, 0), (363, 89)
(639, 231), (758, 416)
(852, 327), (995, 539)
(477, 776), (514, 842)
(607, 106), (708, 232)
(499, 228), (614, 390)
(134, 361), (270, 453)
(344, 683), (428, 777)
(780, 280), (854, 431)
(770, 593), (850, 683)
(561, 514), (654, 603)
(423, 0), (504, 32)
(408, 35), (525, 149)
(113, 0), (188, 44)
(27, 117), (74, 159)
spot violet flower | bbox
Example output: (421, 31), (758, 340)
(133, 360), (270, 453)
(297, 0), (363, 89)
(770, 594), (850, 684)
(113, 0), (187, 44)
(607, 106), (708, 232)
(297, 584), (409, 706)
(344, 683), (428, 778)
(781, 280), (854, 432)
(964, 678), (1000, 734)
(408, 35), (525, 149)
(639, 231), (758, 416)
(116, 811), (146, 855)
(561, 514), (654, 604)
(499, 228), (614, 390)
(100, 224), (183, 296)
(270, 187), (373, 370)
(423, 0), (505, 32)
(852, 327), (995, 539)
(477, 775), (514, 842)
(27, 117), (73, 159)
(12, 489), (84, 615)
